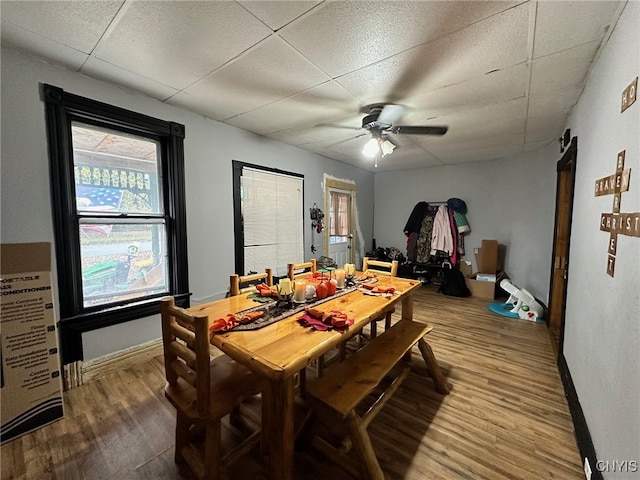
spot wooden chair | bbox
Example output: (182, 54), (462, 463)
(161, 297), (265, 480)
(362, 257), (399, 338)
(362, 257), (399, 277)
(287, 259), (317, 280)
(229, 268), (273, 297)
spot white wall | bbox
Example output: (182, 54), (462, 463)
(0, 46), (374, 360)
(373, 145), (558, 302)
(563, 1), (640, 474)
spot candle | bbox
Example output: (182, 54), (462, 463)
(294, 280), (306, 302)
(335, 269), (345, 288)
(278, 278), (292, 296)
(344, 263), (355, 277)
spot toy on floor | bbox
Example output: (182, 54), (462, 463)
(488, 279), (544, 322)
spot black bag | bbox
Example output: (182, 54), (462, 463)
(438, 266), (471, 297)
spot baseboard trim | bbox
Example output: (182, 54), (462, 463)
(558, 352), (602, 480)
(63, 338), (163, 390)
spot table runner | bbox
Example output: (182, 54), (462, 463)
(230, 285), (358, 331)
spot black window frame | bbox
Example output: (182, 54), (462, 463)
(43, 84), (190, 364)
(232, 161), (305, 277)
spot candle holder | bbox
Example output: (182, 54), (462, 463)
(345, 273), (356, 288)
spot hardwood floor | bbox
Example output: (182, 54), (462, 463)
(0, 285), (583, 480)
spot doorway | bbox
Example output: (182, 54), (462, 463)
(548, 137), (577, 357)
(324, 179), (356, 266)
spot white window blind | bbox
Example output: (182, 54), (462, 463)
(241, 168), (303, 277)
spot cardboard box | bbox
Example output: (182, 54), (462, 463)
(1, 243), (64, 444)
(465, 271), (507, 300)
(473, 239), (504, 274)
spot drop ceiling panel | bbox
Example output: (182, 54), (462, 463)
(443, 143), (525, 164)
(0, 0), (123, 53)
(225, 82), (361, 135)
(280, 0), (523, 78)
(83, 56), (179, 101)
(525, 113), (567, 144)
(92, 1), (272, 90)
(238, 1), (322, 30)
(400, 64), (529, 119)
(533, 0), (624, 59)
(1, 23), (89, 71)
(174, 37), (330, 118)
(530, 41), (600, 95)
(528, 86), (579, 118)
(335, 3), (530, 104)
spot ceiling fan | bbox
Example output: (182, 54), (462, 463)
(324, 104), (448, 167)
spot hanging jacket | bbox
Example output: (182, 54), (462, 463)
(430, 206), (454, 256)
(403, 201), (430, 235)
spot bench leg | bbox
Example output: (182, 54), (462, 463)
(417, 338), (451, 395)
(345, 411), (385, 480)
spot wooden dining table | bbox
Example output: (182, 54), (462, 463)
(189, 275), (435, 480)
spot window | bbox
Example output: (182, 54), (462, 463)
(232, 162), (304, 277)
(44, 84), (189, 364)
(329, 190), (350, 243)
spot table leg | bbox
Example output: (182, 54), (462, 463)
(418, 338), (451, 394)
(264, 376), (295, 480)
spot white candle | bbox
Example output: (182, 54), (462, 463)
(344, 263), (355, 277)
(335, 269), (345, 288)
(278, 278), (292, 296)
(294, 280), (306, 302)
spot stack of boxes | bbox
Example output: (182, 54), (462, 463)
(460, 239), (506, 299)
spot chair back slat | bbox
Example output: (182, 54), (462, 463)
(363, 257), (398, 277)
(170, 358), (197, 387)
(287, 259), (317, 280)
(161, 297), (211, 417)
(230, 268), (273, 296)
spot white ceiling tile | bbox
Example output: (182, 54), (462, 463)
(524, 139), (555, 153)
(82, 57), (179, 101)
(0, 1), (123, 53)
(533, 1), (625, 59)
(530, 41), (600, 95)
(525, 113), (567, 143)
(225, 81), (361, 135)
(527, 86), (580, 119)
(1, 22), (89, 70)
(178, 37), (330, 117)
(335, 3), (530, 102)
(238, 1), (322, 30)
(400, 64), (529, 118)
(436, 143), (524, 164)
(280, 1), (524, 78)
(92, 1), (272, 90)
(166, 91), (238, 122)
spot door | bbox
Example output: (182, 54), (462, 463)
(324, 179), (356, 266)
(548, 137), (577, 355)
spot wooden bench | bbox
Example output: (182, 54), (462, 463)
(304, 320), (450, 479)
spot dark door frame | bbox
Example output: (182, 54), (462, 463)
(547, 136), (577, 355)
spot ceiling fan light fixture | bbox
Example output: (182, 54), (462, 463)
(362, 137), (380, 157)
(380, 139), (396, 157)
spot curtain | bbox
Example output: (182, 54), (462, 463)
(330, 191), (350, 236)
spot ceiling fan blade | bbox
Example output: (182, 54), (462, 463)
(314, 122), (362, 131)
(329, 132), (368, 147)
(376, 104), (407, 126)
(390, 125), (448, 135)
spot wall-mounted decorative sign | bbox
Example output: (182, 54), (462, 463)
(621, 77), (637, 113)
(597, 150), (639, 277)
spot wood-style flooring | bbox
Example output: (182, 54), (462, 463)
(1, 285), (583, 480)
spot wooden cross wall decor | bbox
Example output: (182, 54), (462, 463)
(596, 150), (639, 276)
